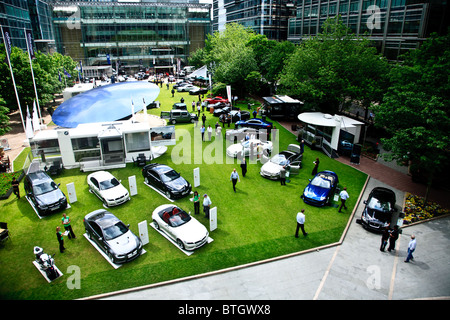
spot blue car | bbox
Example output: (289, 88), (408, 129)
(235, 118), (273, 130)
(302, 171), (339, 206)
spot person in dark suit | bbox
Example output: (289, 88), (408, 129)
(388, 225), (399, 252)
(380, 225), (390, 251)
(11, 177), (20, 199)
(240, 158), (247, 177)
(312, 158), (320, 176)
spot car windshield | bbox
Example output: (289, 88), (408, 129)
(161, 170), (180, 182)
(368, 197), (392, 212)
(99, 178), (120, 190)
(33, 181), (58, 195)
(270, 154), (288, 166)
(311, 175), (332, 189)
(103, 221), (128, 240)
(169, 210), (191, 227)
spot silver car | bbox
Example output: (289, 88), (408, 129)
(260, 144), (302, 179)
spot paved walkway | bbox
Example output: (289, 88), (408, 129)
(92, 121), (450, 301)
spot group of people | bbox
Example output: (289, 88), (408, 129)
(191, 191), (212, 219)
(56, 213), (77, 253)
(380, 225), (417, 263)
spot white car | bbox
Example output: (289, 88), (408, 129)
(260, 144), (303, 180)
(152, 204), (209, 251)
(177, 84), (195, 92)
(226, 138), (273, 158)
(87, 171), (130, 207)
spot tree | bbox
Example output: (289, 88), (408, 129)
(278, 16), (389, 115)
(0, 97), (10, 135)
(373, 32), (450, 201)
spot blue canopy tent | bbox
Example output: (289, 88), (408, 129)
(52, 82), (160, 128)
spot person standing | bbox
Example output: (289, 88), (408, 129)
(192, 191), (200, 215)
(56, 226), (65, 253)
(380, 225), (390, 251)
(404, 234), (417, 263)
(207, 125), (213, 141)
(312, 158), (320, 176)
(240, 158), (247, 177)
(388, 225), (399, 252)
(300, 140), (305, 154)
(338, 187), (349, 212)
(295, 209), (308, 238)
(200, 125), (205, 141)
(230, 168), (240, 193)
(203, 194), (212, 219)
(280, 166), (286, 185)
(202, 113), (206, 127)
(61, 213), (76, 239)
(171, 88), (175, 97)
(11, 177), (20, 199)
(192, 101), (196, 112)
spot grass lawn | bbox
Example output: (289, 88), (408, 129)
(0, 82), (367, 299)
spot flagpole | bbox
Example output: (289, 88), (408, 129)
(24, 28), (42, 128)
(1, 25), (26, 134)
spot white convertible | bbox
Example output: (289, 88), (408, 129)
(260, 144), (303, 180)
(226, 138), (273, 158)
(87, 171), (130, 207)
(152, 204), (209, 251)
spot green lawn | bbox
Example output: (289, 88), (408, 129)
(0, 82), (367, 299)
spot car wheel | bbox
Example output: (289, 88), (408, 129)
(165, 191), (172, 199)
(153, 220), (160, 230)
(171, 120), (176, 125)
(144, 177), (149, 184)
(190, 118), (195, 123)
(86, 230), (91, 239)
(177, 239), (185, 250)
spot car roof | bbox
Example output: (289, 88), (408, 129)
(85, 209), (120, 228)
(27, 170), (52, 182)
(145, 163), (173, 174)
(89, 171), (114, 181)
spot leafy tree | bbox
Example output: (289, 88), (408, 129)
(373, 32), (450, 201)
(0, 97), (10, 135)
(278, 16), (389, 115)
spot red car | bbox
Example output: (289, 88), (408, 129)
(205, 96), (229, 104)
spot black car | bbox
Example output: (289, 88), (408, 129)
(361, 187), (397, 232)
(142, 163), (191, 199)
(24, 170), (67, 216)
(84, 209), (143, 264)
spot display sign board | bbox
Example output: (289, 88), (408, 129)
(66, 182), (77, 203)
(128, 175), (137, 196)
(209, 206), (217, 232)
(193, 167), (200, 187)
(138, 220), (149, 246)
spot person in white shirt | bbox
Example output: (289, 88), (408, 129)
(207, 125), (213, 141)
(230, 168), (240, 193)
(405, 234), (417, 263)
(295, 209), (308, 237)
(338, 187), (349, 212)
(203, 194), (212, 219)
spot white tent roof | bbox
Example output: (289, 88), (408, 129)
(298, 112), (364, 128)
(187, 65), (207, 79)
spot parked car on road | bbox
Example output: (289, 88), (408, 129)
(152, 204), (209, 251)
(84, 209), (143, 264)
(361, 187), (397, 232)
(87, 171), (130, 207)
(24, 170), (67, 216)
(142, 163), (192, 199)
(302, 171), (339, 206)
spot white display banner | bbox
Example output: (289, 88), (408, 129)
(66, 182), (77, 203)
(226, 85), (231, 105)
(210, 206), (217, 232)
(193, 167), (200, 187)
(128, 175), (137, 196)
(138, 220), (149, 246)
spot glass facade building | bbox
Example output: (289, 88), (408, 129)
(213, 0), (298, 41)
(51, 0), (211, 71)
(287, 0), (449, 60)
(0, 0), (55, 51)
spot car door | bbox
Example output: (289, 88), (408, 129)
(89, 177), (101, 198)
(289, 161), (302, 175)
(88, 221), (106, 250)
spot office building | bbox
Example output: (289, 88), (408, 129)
(50, 0), (212, 73)
(213, 0), (298, 41)
(287, 0), (449, 60)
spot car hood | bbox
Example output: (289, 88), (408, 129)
(227, 144), (243, 154)
(261, 161), (281, 174)
(175, 219), (208, 243)
(303, 185), (329, 201)
(35, 189), (66, 205)
(101, 185), (129, 199)
(106, 231), (140, 255)
(166, 177), (189, 191)
(363, 207), (392, 224)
